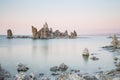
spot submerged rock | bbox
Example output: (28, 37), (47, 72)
(90, 56), (99, 60)
(7, 29), (13, 38)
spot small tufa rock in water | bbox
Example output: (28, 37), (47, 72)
(7, 29), (13, 38)
(82, 48), (89, 56)
(59, 63), (68, 71)
(17, 63), (29, 72)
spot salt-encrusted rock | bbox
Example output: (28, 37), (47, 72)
(82, 48), (89, 56)
(17, 63), (29, 72)
(7, 29), (13, 38)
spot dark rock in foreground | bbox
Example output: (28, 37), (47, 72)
(1, 63), (120, 80)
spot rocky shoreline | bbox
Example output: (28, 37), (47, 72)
(0, 63), (120, 80)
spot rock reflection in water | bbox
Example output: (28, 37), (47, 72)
(82, 56), (89, 63)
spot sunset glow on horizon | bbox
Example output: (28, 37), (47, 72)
(0, 0), (120, 35)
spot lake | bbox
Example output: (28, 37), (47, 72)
(0, 35), (118, 75)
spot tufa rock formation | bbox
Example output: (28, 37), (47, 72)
(32, 26), (38, 39)
(70, 30), (77, 38)
(7, 29), (13, 38)
(31, 22), (77, 39)
(82, 48), (89, 56)
(111, 35), (120, 48)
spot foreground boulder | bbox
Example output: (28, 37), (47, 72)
(7, 29), (13, 38)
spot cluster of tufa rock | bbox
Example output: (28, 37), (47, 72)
(32, 22), (77, 39)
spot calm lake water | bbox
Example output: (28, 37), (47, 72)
(0, 35), (118, 75)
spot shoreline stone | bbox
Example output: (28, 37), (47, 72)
(1, 63), (120, 80)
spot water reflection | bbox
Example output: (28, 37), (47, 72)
(0, 36), (117, 74)
(31, 39), (49, 60)
(82, 56), (89, 63)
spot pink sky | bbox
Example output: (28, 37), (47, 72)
(0, 0), (120, 35)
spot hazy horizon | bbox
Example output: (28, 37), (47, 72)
(0, 0), (120, 35)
